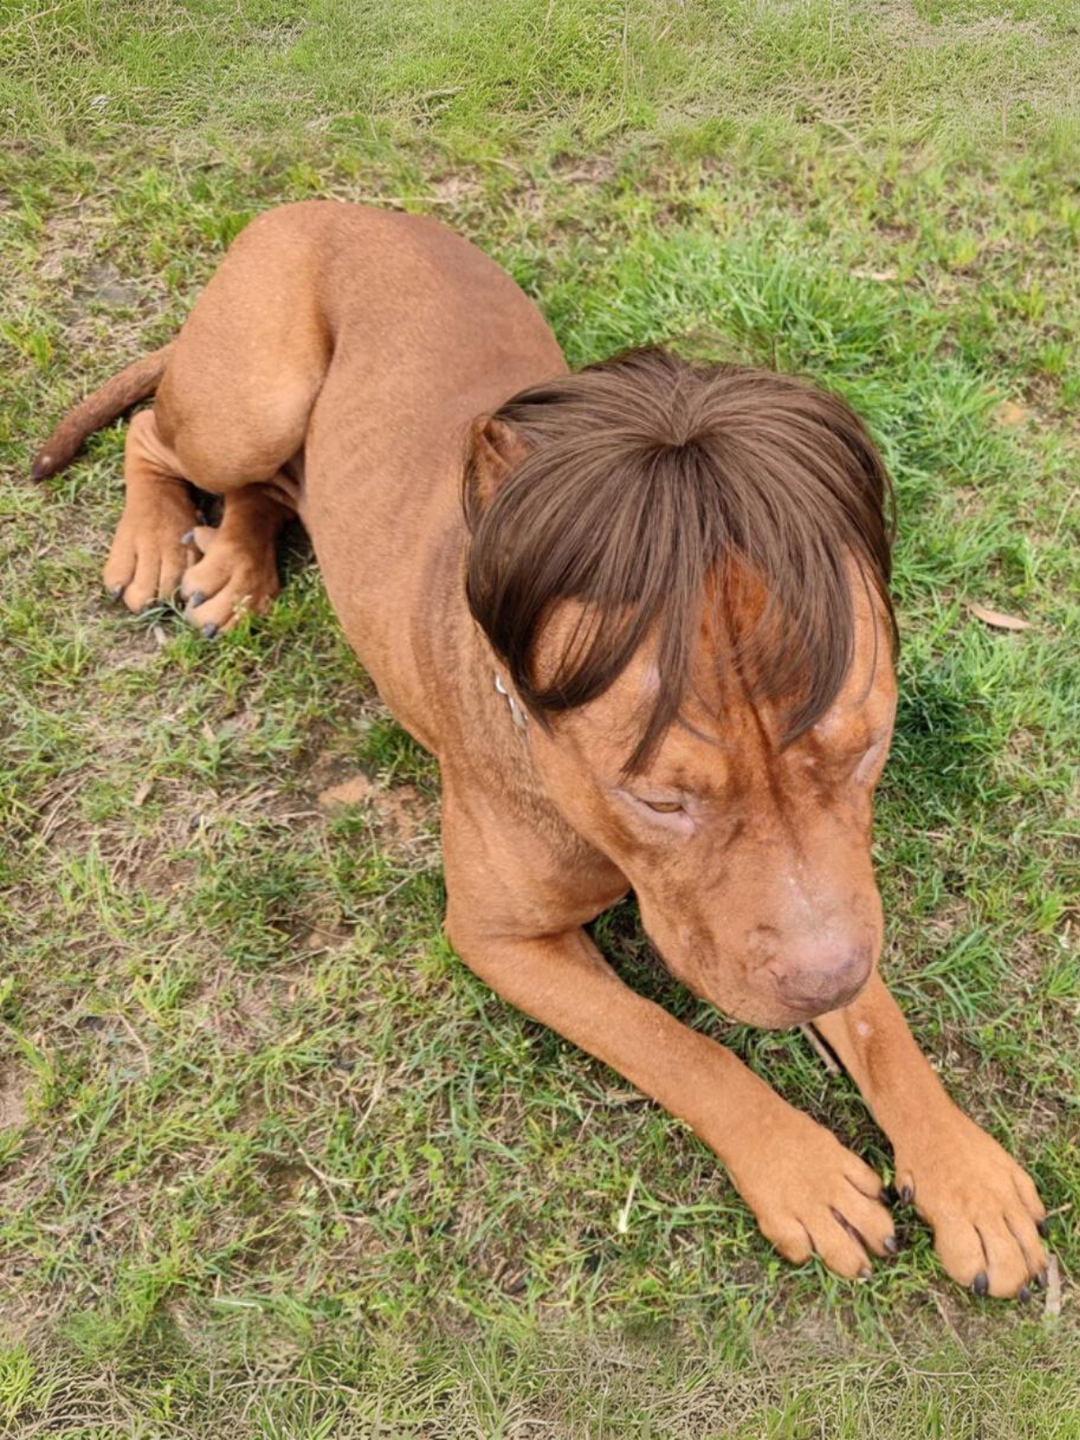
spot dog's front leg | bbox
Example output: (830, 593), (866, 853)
(814, 974), (1048, 1297)
(446, 910), (897, 1279)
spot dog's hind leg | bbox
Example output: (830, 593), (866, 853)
(102, 409), (200, 612)
(103, 406), (303, 623)
(101, 203), (334, 620)
(178, 477), (297, 637)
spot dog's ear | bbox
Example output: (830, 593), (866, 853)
(465, 416), (530, 520)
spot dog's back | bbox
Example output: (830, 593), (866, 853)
(33, 201), (566, 737)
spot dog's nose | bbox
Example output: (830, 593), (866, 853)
(772, 947), (871, 1015)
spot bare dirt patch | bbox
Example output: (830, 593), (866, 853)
(0, 1064), (29, 1131)
(317, 770), (434, 847)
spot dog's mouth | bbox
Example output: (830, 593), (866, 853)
(774, 970), (870, 1020)
(697, 972), (872, 1031)
(640, 912), (875, 1029)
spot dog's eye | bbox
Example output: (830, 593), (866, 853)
(616, 788), (691, 826)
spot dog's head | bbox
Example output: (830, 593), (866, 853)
(464, 348), (897, 1028)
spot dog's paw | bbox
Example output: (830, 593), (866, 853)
(894, 1110), (1047, 1299)
(731, 1107), (895, 1280)
(179, 523), (280, 636)
(103, 492), (199, 612)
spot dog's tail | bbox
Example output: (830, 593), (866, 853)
(31, 342), (175, 481)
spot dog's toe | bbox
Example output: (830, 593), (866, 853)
(180, 538), (279, 635)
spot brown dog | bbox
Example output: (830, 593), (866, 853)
(35, 200), (1047, 1296)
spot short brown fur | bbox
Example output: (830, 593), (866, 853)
(35, 201), (1047, 1298)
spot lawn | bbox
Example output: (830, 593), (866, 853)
(2, 0), (1079, 1434)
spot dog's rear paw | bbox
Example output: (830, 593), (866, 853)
(179, 523), (280, 636)
(104, 493), (199, 612)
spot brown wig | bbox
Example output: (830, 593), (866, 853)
(464, 346), (896, 773)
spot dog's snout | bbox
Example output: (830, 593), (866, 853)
(772, 947), (871, 1015)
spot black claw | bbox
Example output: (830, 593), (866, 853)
(189, 591), (206, 609)
(1018, 1284), (1031, 1304)
(899, 1185), (914, 1206)
(202, 622), (219, 639)
(109, 585), (124, 601)
(972, 1271), (989, 1297)
(1037, 1218), (1050, 1239)
(858, 1266), (872, 1281)
(884, 1234), (900, 1256)
(1036, 1267), (1048, 1289)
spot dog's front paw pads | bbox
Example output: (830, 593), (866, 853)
(734, 1110), (895, 1281)
(895, 1115), (1047, 1299)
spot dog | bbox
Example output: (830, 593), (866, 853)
(34, 200), (1048, 1297)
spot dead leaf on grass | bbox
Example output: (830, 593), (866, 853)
(966, 602), (1034, 632)
(1045, 1253), (1062, 1318)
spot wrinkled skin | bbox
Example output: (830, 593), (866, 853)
(480, 595), (1047, 1297)
(42, 200), (1049, 1296)
(522, 583), (895, 1029)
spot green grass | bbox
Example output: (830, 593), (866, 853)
(2, 0), (1080, 1433)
